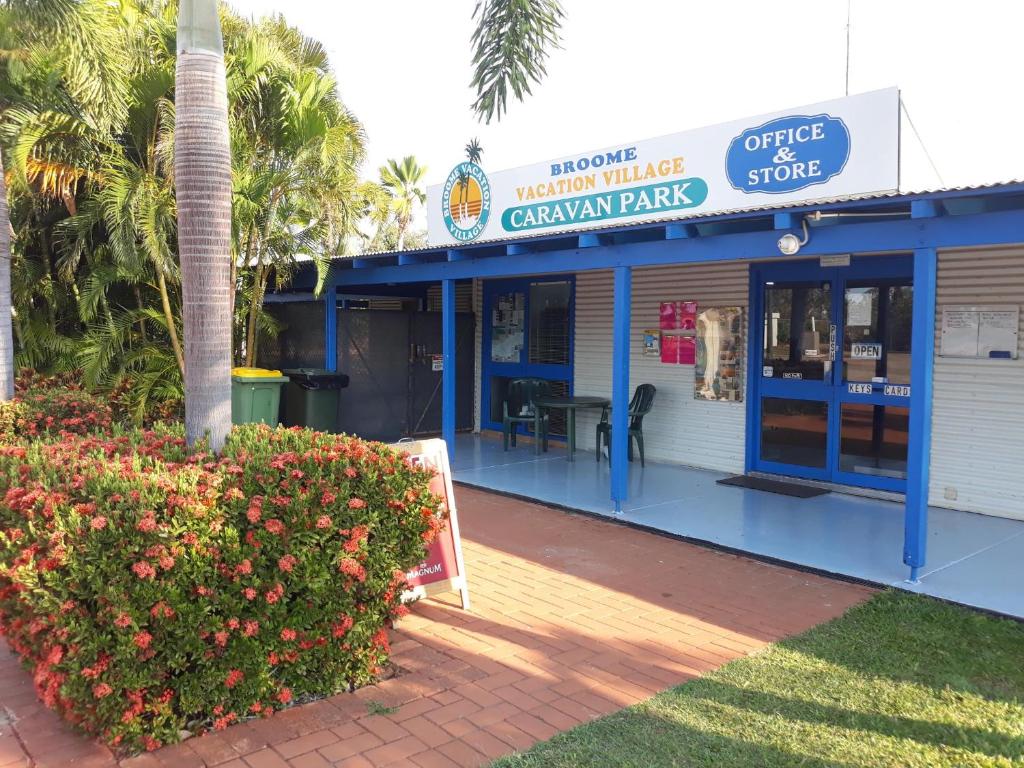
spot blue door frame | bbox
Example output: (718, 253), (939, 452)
(747, 255), (914, 493)
(481, 276), (576, 435)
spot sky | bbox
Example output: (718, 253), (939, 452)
(227, 0), (1024, 228)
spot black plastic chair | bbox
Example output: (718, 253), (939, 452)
(595, 384), (657, 467)
(502, 378), (551, 451)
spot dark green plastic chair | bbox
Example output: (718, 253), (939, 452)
(502, 378), (551, 451)
(596, 384), (657, 467)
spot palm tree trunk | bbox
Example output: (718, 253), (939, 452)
(175, 0), (233, 451)
(156, 270), (185, 376)
(0, 147), (14, 400)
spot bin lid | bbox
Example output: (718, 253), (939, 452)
(283, 368), (350, 388)
(231, 366), (289, 383)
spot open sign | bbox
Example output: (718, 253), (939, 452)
(851, 343), (882, 360)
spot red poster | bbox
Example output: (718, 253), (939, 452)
(660, 301), (698, 364)
(396, 439), (469, 610)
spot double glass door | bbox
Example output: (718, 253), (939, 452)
(753, 257), (914, 492)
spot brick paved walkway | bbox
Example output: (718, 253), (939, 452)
(0, 486), (873, 768)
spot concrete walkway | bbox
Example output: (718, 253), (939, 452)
(0, 486), (870, 768)
(452, 434), (1024, 619)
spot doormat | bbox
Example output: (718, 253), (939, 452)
(717, 475), (830, 498)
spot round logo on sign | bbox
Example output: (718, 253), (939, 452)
(441, 162), (491, 242)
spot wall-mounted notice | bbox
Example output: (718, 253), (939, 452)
(642, 329), (661, 356)
(659, 301), (697, 364)
(940, 305), (1019, 359)
(394, 438), (470, 610)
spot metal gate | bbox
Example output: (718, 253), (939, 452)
(337, 310), (475, 442)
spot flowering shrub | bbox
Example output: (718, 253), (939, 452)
(0, 423), (442, 753)
(4, 371), (113, 439)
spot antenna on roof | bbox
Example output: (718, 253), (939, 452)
(845, 0), (851, 96)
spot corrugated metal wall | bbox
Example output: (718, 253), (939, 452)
(930, 246), (1024, 519)
(573, 262), (750, 472)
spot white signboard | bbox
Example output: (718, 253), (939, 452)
(940, 305), (1019, 359)
(427, 88), (899, 247)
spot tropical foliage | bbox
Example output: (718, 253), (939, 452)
(0, 1), (396, 420)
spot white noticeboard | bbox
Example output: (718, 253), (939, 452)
(940, 305), (1019, 359)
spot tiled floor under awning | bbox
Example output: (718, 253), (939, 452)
(452, 434), (1024, 619)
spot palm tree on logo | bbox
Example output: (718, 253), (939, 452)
(456, 138), (483, 226)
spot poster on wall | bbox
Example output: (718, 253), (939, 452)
(939, 305), (1019, 359)
(659, 301), (698, 364)
(393, 438), (470, 611)
(642, 329), (661, 356)
(695, 307), (744, 402)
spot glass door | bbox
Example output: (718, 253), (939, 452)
(835, 281), (913, 490)
(757, 280), (836, 480)
(752, 257), (914, 492)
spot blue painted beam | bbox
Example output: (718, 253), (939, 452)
(398, 252), (430, 266)
(327, 208), (1024, 288)
(904, 247), (937, 582)
(447, 249), (474, 262)
(911, 199), (943, 219)
(665, 222), (698, 239)
(506, 243), (531, 256)
(324, 285), (337, 372)
(611, 266), (631, 512)
(578, 233), (607, 248)
(441, 279), (456, 462)
(774, 212), (801, 230)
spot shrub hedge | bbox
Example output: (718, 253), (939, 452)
(0, 422), (443, 753)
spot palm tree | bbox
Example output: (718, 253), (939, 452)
(0, 147), (11, 400)
(455, 138), (483, 225)
(0, 0), (130, 399)
(174, 0), (233, 450)
(379, 156), (426, 250)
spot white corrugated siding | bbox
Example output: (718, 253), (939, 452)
(573, 263), (750, 472)
(929, 246), (1024, 519)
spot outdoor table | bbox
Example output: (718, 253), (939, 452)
(533, 395), (611, 462)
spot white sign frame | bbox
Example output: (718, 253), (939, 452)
(427, 88), (899, 247)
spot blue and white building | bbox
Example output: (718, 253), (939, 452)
(267, 89), (1024, 617)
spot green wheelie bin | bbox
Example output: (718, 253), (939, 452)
(230, 367), (290, 426)
(281, 368), (350, 433)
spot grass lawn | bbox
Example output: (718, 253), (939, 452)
(492, 591), (1024, 768)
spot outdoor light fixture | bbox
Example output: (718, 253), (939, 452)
(777, 217), (811, 255)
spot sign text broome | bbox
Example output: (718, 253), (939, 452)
(426, 88), (899, 246)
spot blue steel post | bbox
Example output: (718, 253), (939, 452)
(904, 246), (937, 582)
(442, 279), (457, 462)
(611, 266), (632, 511)
(324, 285), (337, 372)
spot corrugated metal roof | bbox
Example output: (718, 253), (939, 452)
(345, 179), (1024, 261)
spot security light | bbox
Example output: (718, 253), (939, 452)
(777, 217), (810, 255)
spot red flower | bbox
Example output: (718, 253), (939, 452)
(315, 515), (332, 529)
(226, 617), (240, 630)
(320, 490), (336, 506)
(280, 628), (297, 642)
(277, 687), (293, 704)
(136, 514), (157, 533)
(236, 559), (253, 575)
(131, 561), (156, 580)
(158, 555), (175, 571)
(92, 683), (113, 699)
(338, 558), (366, 582)
(90, 516), (108, 531)
(264, 518), (284, 535)
(224, 486), (244, 501)
(246, 505), (261, 524)
(243, 587), (257, 601)
(214, 631), (229, 647)
(224, 669), (244, 689)
(181, 531), (199, 546)
(133, 631), (152, 650)
(243, 620), (259, 637)
(348, 497), (367, 509)
(114, 612), (132, 629)
(278, 554), (297, 573)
